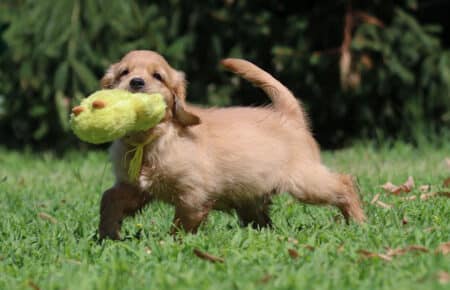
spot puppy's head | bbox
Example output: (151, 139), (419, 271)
(101, 50), (200, 127)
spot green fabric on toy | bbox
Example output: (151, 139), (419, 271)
(70, 89), (167, 182)
(70, 89), (166, 144)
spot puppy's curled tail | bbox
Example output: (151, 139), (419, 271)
(221, 58), (308, 127)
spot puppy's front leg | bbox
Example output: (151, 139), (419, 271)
(170, 196), (213, 235)
(99, 182), (151, 240)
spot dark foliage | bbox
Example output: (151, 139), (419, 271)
(0, 0), (448, 149)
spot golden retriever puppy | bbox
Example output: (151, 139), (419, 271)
(98, 50), (365, 240)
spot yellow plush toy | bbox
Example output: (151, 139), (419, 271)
(70, 89), (166, 144)
(70, 89), (167, 181)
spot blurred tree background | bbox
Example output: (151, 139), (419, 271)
(0, 0), (449, 149)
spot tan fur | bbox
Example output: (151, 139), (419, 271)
(99, 50), (365, 240)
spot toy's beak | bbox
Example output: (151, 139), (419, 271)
(92, 100), (106, 109)
(72, 106), (84, 116)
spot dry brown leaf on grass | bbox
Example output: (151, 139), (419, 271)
(420, 192), (437, 200)
(435, 242), (450, 255)
(402, 216), (409, 225)
(385, 245), (429, 257)
(439, 192), (450, 197)
(28, 280), (40, 290)
(287, 237), (299, 244)
(381, 177), (450, 202)
(193, 248), (224, 263)
(381, 182), (397, 193)
(38, 212), (58, 224)
(381, 176), (415, 195)
(405, 245), (429, 252)
(288, 248), (300, 259)
(400, 195), (417, 201)
(419, 184), (431, 192)
(375, 200), (393, 209)
(370, 193), (380, 204)
(420, 191), (450, 200)
(369, 193), (392, 208)
(357, 249), (392, 262)
(303, 245), (315, 251)
(358, 245), (429, 262)
(438, 271), (450, 284)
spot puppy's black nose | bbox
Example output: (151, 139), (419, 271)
(129, 77), (145, 90)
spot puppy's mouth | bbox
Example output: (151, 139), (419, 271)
(128, 87), (147, 94)
(127, 86), (162, 96)
(121, 85), (167, 143)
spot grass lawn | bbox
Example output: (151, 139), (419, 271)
(0, 142), (449, 290)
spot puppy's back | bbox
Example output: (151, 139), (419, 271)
(188, 106), (320, 180)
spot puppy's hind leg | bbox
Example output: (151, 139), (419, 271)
(287, 165), (366, 223)
(336, 173), (366, 223)
(236, 194), (273, 229)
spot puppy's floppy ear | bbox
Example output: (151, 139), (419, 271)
(100, 63), (118, 89)
(170, 70), (200, 127)
(173, 96), (200, 127)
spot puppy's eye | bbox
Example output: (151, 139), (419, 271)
(119, 69), (129, 77)
(153, 72), (163, 82)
